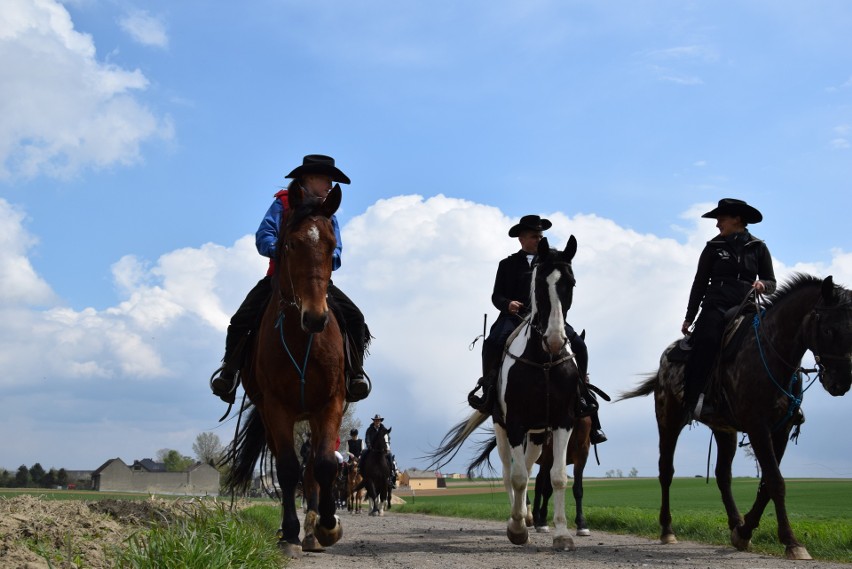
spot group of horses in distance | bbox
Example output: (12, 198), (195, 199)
(219, 186), (852, 560)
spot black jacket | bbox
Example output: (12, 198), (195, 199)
(491, 250), (536, 317)
(685, 231), (776, 323)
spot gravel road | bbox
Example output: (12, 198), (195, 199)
(294, 510), (849, 569)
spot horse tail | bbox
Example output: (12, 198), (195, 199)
(466, 431), (497, 479)
(616, 372), (659, 401)
(423, 410), (489, 470)
(222, 406), (267, 494)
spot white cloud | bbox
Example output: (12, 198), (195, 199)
(0, 0), (173, 179)
(119, 10), (168, 48)
(0, 198), (54, 305)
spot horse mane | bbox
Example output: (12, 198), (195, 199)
(761, 273), (825, 309)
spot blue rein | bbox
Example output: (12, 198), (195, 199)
(275, 311), (314, 409)
(751, 310), (820, 432)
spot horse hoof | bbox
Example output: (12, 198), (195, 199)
(315, 515), (342, 547)
(553, 535), (576, 551)
(301, 534), (324, 553)
(730, 527), (751, 551)
(535, 525), (550, 533)
(279, 542), (302, 558)
(660, 533), (677, 544)
(785, 546), (812, 560)
(507, 528), (529, 545)
(576, 528), (591, 537)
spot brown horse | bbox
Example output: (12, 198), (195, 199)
(346, 459), (364, 513)
(225, 185), (347, 558)
(620, 274), (852, 560)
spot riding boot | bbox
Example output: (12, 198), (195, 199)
(577, 380), (599, 418)
(210, 331), (247, 404)
(345, 333), (371, 402)
(468, 341), (501, 412)
(388, 454), (397, 489)
(589, 411), (607, 445)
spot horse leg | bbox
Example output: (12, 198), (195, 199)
(305, 421), (343, 549)
(549, 427), (575, 551)
(737, 428), (810, 560)
(572, 417), (591, 536)
(268, 426), (302, 558)
(532, 464), (552, 532)
(505, 435), (534, 545)
(713, 430), (743, 533)
(657, 397), (684, 545)
(494, 424), (514, 507)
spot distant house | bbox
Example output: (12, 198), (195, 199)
(92, 458), (219, 496)
(400, 469), (440, 490)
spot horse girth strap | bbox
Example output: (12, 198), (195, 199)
(504, 351), (574, 371)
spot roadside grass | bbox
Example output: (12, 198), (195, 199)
(397, 477), (852, 563)
(115, 501), (286, 569)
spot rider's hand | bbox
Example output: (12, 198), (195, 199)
(508, 301), (524, 315)
(681, 320), (692, 336)
(752, 280), (766, 293)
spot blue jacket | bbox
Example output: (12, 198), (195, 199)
(255, 190), (342, 273)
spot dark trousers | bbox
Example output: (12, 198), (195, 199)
(224, 276), (272, 364)
(328, 282), (366, 363)
(684, 307), (726, 407)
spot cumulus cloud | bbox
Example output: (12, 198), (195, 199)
(0, 198), (54, 305)
(119, 10), (168, 48)
(1, 194), (850, 475)
(0, 0), (173, 179)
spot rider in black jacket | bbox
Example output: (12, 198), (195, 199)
(682, 198), (776, 419)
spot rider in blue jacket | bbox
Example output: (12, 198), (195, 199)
(210, 154), (371, 404)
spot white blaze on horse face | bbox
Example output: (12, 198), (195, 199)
(544, 270), (568, 353)
(306, 225), (320, 244)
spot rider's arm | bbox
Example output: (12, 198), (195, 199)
(331, 214), (342, 271)
(491, 258), (514, 314)
(684, 245), (714, 324)
(256, 199), (284, 258)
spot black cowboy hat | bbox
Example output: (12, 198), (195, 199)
(701, 198), (763, 224)
(508, 214), (552, 238)
(285, 154), (351, 184)
(371, 414), (384, 422)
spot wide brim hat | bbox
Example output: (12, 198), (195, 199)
(701, 198), (763, 224)
(371, 414), (384, 422)
(508, 214), (552, 238)
(285, 154), (351, 184)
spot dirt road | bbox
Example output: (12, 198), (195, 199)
(296, 510), (849, 569)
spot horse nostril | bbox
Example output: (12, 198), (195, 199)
(302, 311), (329, 333)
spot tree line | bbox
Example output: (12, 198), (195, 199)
(0, 464), (73, 489)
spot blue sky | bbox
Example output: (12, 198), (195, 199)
(1, 0), (851, 484)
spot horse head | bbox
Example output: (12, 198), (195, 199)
(532, 235), (577, 354)
(810, 276), (852, 396)
(370, 425), (391, 453)
(276, 184), (342, 333)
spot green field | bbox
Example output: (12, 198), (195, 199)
(397, 477), (852, 563)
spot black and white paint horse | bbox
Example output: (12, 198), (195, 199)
(428, 236), (583, 551)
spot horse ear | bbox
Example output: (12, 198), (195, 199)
(538, 236), (550, 258)
(564, 235), (577, 260)
(822, 276), (836, 303)
(580, 329), (585, 340)
(386, 426), (392, 434)
(320, 184), (342, 217)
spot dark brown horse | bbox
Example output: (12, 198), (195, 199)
(225, 185), (347, 558)
(620, 274), (852, 560)
(345, 459), (364, 513)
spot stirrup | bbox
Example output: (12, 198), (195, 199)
(210, 366), (238, 404)
(346, 373), (371, 402)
